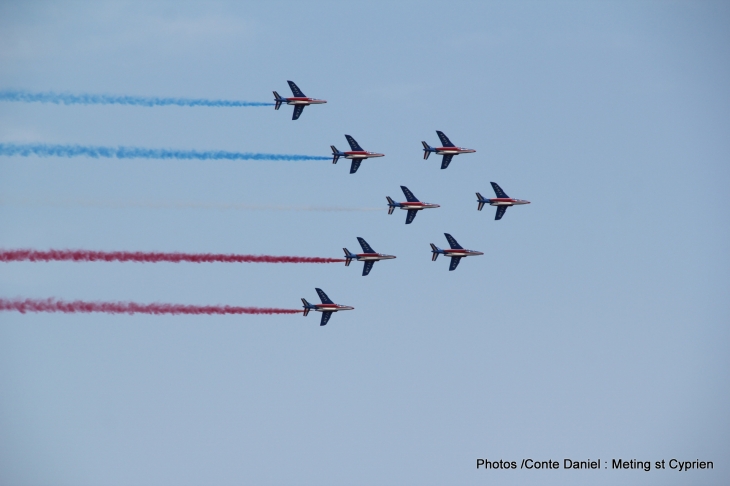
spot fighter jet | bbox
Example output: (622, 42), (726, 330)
(421, 131), (476, 169)
(331, 135), (384, 174)
(476, 182), (530, 220)
(301, 288), (354, 326)
(343, 237), (396, 276)
(386, 186), (440, 224)
(273, 81), (327, 120)
(430, 233), (484, 271)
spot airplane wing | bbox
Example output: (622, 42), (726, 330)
(350, 159), (362, 174)
(292, 105), (305, 120)
(362, 261), (375, 276)
(490, 182), (509, 198)
(287, 80), (306, 97)
(495, 205), (508, 220)
(440, 154), (454, 169)
(444, 233), (463, 249)
(316, 288), (334, 304)
(436, 130), (455, 147)
(400, 186), (419, 202)
(320, 311), (333, 326)
(345, 135), (363, 151)
(449, 256), (462, 271)
(405, 209), (418, 224)
(357, 237), (375, 253)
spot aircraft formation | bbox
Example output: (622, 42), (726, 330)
(274, 81), (531, 325)
(0, 81), (528, 326)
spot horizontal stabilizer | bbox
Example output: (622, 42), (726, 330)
(421, 141), (431, 160)
(430, 244), (440, 261)
(386, 196), (396, 214)
(343, 248), (353, 265)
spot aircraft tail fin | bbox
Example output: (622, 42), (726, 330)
(331, 145), (340, 164)
(430, 243), (440, 261)
(476, 192), (485, 211)
(386, 196), (396, 214)
(301, 298), (310, 316)
(421, 141), (432, 160)
(343, 248), (355, 266)
(273, 91), (283, 110)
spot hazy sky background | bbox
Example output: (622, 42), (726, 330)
(0, 1), (728, 485)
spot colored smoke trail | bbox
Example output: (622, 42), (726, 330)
(0, 197), (385, 212)
(0, 89), (273, 107)
(0, 143), (330, 161)
(0, 298), (302, 316)
(1, 249), (345, 264)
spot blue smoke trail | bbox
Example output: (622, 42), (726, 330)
(0, 89), (274, 107)
(0, 143), (330, 161)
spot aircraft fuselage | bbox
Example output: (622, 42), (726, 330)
(342, 151), (385, 159)
(285, 97), (327, 106)
(487, 198), (531, 206)
(354, 252), (396, 262)
(396, 201), (440, 210)
(433, 147), (475, 155)
(311, 303), (354, 313)
(441, 249), (484, 258)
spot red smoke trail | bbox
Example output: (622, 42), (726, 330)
(0, 249), (345, 264)
(0, 298), (302, 316)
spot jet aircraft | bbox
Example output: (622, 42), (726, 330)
(476, 182), (531, 220)
(343, 237), (396, 276)
(386, 186), (440, 224)
(430, 233), (484, 271)
(273, 81), (326, 120)
(421, 130), (476, 169)
(301, 288), (354, 326)
(331, 135), (384, 174)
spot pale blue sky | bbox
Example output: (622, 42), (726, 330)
(0, 1), (728, 485)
